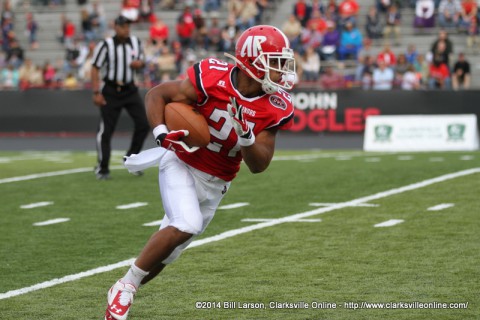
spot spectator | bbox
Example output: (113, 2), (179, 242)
(372, 59), (394, 89)
(205, 13), (223, 51)
(383, 4), (401, 46)
(26, 12), (39, 50)
(156, 45), (177, 79)
(87, 1), (107, 40)
(376, 0), (391, 14)
(6, 38), (24, 69)
(324, 0), (339, 21)
(431, 39), (450, 66)
(176, 6), (195, 49)
(121, 0), (140, 22)
(220, 14), (239, 52)
(138, 0), (154, 23)
(430, 29), (453, 61)
(301, 46), (321, 81)
(81, 9), (95, 42)
(438, 0), (462, 29)
(414, 0), (436, 29)
(63, 72), (79, 90)
(306, 10), (328, 34)
(255, 0), (268, 24)
(78, 40), (96, 85)
(293, 0), (312, 27)
(311, 0), (325, 15)
(365, 6), (383, 41)
(405, 43), (418, 64)
(42, 60), (57, 88)
(204, 0), (221, 13)
(459, 0), (478, 47)
(376, 43), (396, 67)
(60, 16), (76, 48)
(144, 62), (161, 87)
(321, 20), (341, 60)
(393, 53), (409, 87)
(235, 0), (259, 31)
(300, 20), (323, 55)
(460, 0), (478, 34)
(18, 58), (36, 89)
(338, 21), (363, 60)
(1, 0), (14, 26)
(320, 65), (346, 89)
(414, 53), (430, 86)
(428, 59), (451, 89)
(29, 66), (45, 88)
(0, 64), (19, 89)
(192, 8), (208, 50)
(282, 14), (303, 52)
(358, 55), (376, 89)
(338, 0), (359, 28)
(401, 64), (421, 90)
(451, 52), (471, 90)
(63, 39), (89, 76)
(149, 15), (169, 45)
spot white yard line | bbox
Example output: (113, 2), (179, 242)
(20, 201), (54, 209)
(33, 218), (70, 226)
(374, 219), (404, 227)
(242, 218), (321, 223)
(0, 166), (124, 184)
(427, 203), (455, 211)
(1, 167), (477, 300)
(116, 202), (148, 210)
(309, 202), (379, 207)
(218, 202), (250, 210)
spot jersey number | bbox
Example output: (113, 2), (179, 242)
(207, 108), (255, 157)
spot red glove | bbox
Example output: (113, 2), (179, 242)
(156, 129), (199, 153)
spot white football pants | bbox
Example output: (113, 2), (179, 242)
(158, 151), (231, 264)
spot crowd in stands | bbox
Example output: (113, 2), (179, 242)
(288, 0), (474, 90)
(0, 0), (475, 91)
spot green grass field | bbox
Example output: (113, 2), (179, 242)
(0, 149), (478, 319)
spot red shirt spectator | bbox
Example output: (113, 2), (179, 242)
(306, 11), (328, 34)
(293, 0), (312, 26)
(339, 0), (359, 18)
(149, 16), (169, 44)
(377, 44), (397, 66)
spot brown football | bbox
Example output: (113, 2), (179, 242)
(164, 102), (210, 147)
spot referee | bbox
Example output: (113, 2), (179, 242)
(91, 15), (149, 180)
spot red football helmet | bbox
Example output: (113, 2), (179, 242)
(225, 25), (296, 94)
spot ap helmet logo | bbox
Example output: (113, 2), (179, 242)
(240, 35), (267, 57)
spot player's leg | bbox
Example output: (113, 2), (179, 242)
(123, 91), (149, 157)
(106, 152), (203, 319)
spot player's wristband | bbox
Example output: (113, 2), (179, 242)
(237, 129), (255, 147)
(153, 124), (168, 139)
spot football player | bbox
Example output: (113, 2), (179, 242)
(105, 25), (296, 320)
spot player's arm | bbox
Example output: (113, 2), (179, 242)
(144, 78), (198, 152)
(144, 78), (197, 129)
(241, 128), (277, 174)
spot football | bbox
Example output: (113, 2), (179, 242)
(164, 102), (210, 147)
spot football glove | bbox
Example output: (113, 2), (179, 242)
(227, 97), (255, 147)
(155, 129), (199, 153)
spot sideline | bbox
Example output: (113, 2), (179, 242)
(1, 167), (479, 300)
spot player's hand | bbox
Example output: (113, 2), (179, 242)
(155, 130), (199, 153)
(227, 97), (255, 147)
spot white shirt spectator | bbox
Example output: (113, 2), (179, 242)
(416, 0), (435, 19)
(373, 62), (394, 90)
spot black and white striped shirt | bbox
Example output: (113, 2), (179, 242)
(91, 35), (144, 85)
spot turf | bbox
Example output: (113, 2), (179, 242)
(0, 150), (478, 319)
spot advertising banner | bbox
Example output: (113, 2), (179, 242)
(363, 114), (479, 151)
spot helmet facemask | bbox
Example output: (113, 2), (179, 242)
(252, 48), (296, 94)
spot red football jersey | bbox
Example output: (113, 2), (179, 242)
(177, 57), (294, 181)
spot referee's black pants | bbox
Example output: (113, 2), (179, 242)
(96, 84), (149, 174)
